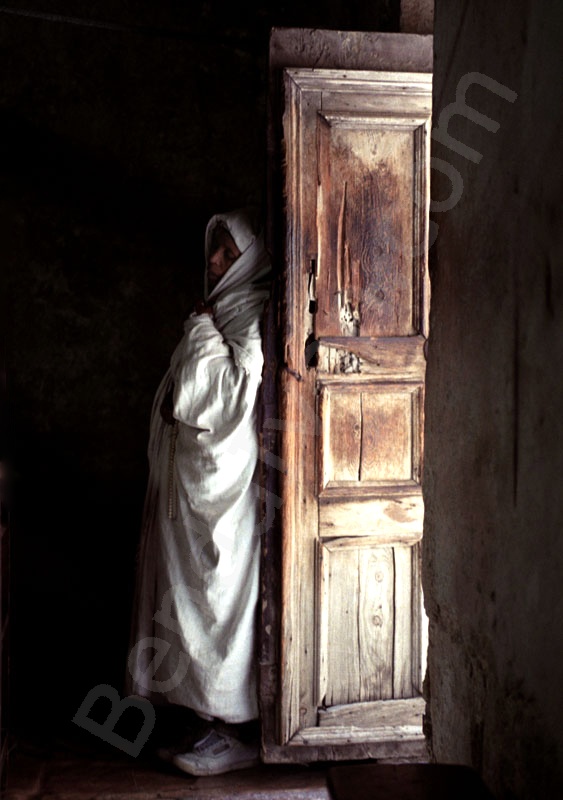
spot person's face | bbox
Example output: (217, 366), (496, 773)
(207, 224), (241, 290)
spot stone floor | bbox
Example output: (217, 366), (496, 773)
(4, 699), (497, 800)
(4, 739), (496, 800)
(4, 734), (332, 800)
(4, 730), (496, 800)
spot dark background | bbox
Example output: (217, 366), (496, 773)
(1, 1), (401, 740)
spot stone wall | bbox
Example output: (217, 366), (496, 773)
(424, 1), (563, 796)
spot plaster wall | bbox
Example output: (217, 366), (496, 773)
(424, 1), (563, 797)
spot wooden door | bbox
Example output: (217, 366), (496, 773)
(260, 30), (432, 764)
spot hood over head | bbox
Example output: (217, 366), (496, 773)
(204, 207), (270, 302)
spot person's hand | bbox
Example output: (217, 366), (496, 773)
(194, 299), (213, 316)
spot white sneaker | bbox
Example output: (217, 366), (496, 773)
(172, 728), (260, 776)
(157, 726), (211, 764)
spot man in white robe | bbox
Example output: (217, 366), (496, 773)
(127, 208), (270, 775)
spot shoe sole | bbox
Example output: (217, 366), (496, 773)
(173, 755), (260, 776)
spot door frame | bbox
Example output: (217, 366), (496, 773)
(259, 28), (433, 764)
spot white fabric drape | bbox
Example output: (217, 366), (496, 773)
(126, 209), (270, 723)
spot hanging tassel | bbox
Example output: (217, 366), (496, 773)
(167, 421), (178, 519)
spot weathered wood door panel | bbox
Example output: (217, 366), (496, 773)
(319, 541), (416, 705)
(261, 30), (432, 764)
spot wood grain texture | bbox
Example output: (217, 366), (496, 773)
(412, 541), (426, 694)
(318, 697), (424, 728)
(364, 390), (412, 481)
(262, 737), (428, 764)
(358, 547), (395, 701)
(393, 546), (414, 697)
(319, 545), (362, 705)
(292, 725), (425, 747)
(278, 71), (321, 742)
(318, 522), (423, 546)
(270, 54), (431, 761)
(328, 391), (362, 482)
(319, 382), (423, 491)
(318, 335), (426, 379)
(316, 117), (417, 338)
(320, 542), (421, 706)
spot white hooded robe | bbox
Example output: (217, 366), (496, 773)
(127, 209), (270, 723)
